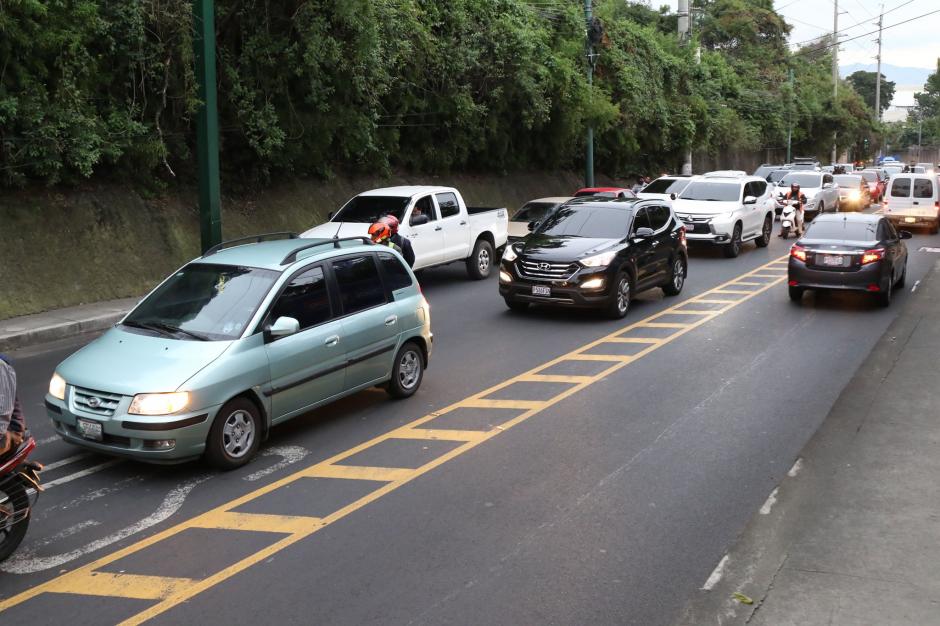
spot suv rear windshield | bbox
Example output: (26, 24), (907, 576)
(642, 178), (691, 195)
(679, 181), (741, 202)
(332, 195), (411, 223)
(513, 201), (558, 222)
(805, 220), (878, 241)
(536, 205), (630, 239)
(780, 173), (823, 188)
(124, 264), (279, 341)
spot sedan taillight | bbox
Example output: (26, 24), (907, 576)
(861, 248), (885, 265)
(790, 244), (807, 262)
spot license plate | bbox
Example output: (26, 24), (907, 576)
(822, 254), (844, 266)
(531, 285), (551, 297)
(77, 418), (103, 441)
(905, 217), (917, 223)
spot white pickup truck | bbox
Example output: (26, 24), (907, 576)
(301, 186), (509, 279)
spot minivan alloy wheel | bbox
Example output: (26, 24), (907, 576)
(398, 349), (421, 390)
(222, 409), (255, 458)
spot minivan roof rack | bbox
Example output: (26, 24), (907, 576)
(280, 236), (373, 265)
(203, 232), (298, 257)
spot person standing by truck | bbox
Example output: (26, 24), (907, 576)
(0, 355), (26, 456)
(380, 215), (415, 268)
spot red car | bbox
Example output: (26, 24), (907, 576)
(859, 170), (886, 203)
(574, 187), (637, 200)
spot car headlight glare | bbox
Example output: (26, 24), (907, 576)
(580, 250), (617, 268)
(499, 270), (513, 283)
(49, 373), (67, 401)
(849, 190), (861, 201)
(502, 245), (518, 262)
(580, 277), (606, 290)
(129, 392), (190, 416)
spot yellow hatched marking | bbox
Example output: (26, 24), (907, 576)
(639, 322), (688, 329)
(392, 428), (488, 443)
(459, 398), (547, 410)
(189, 511), (323, 535)
(518, 374), (595, 383)
(666, 309), (717, 316)
(45, 572), (196, 601)
(0, 255), (790, 622)
(750, 273), (783, 278)
(733, 281), (764, 286)
(694, 298), (736, 304)
(303, 464), (415, 483)
(605, 337), (661, 344)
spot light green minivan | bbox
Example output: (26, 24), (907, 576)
(45, 234), (432, 468)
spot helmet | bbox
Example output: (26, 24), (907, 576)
(380, 214), (400, 235)
(368, 222), (391, 244)
(791, 182), (801, 191)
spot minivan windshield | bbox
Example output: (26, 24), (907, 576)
(678, 181), (741, 202)
(780, 173), (823, 188)
(642, 178), (691, 195)
(123, 264), (280, 341)
(536, 205), (631, 239)
(332, 195), (411, 223)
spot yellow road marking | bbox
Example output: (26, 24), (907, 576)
(391, 428), (489, 443)
(693, 298), (736, 304)
(605, 337), (662, 344)
(733, 281), (764, 286)
(518, 374), (596, 383)
(640, 322), (689, 329)
(0, 255), (789, 622)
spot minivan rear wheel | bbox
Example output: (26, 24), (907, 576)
(387, 341), (424, 398)
(206, 397), (261, 470)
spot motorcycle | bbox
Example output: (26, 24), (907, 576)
(779, 199), (804, 239)
(0, 435), (42, 561)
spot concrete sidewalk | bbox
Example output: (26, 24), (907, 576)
(0, 298), (138, 352)
(678, 259), (940, 625)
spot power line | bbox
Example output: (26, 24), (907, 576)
(787, 0), (919, 48)
(791, 7), (939, 58)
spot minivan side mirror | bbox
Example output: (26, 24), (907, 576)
(743, 195), (757, 205)
(267, 316), (300, 339)
(410, 214), (430, 226)
(899, 230), (913, 240)
(527, 220), (540, 232)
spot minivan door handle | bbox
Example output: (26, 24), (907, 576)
(913, 201), (920, 205)
(384, 315), (398, 326)
(324, 335), (340, 347)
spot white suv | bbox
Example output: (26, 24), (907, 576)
(672, 172), (776, 258)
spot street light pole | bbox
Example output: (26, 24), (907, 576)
(584, 0), (594, 188)
(874, 6), (884, 159)
(831, 0), (840, 165)
(194, 0), (222, 253)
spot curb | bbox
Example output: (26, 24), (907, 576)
(0, 312), (127, 352)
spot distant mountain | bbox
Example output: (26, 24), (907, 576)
(840, 63), (932, 87)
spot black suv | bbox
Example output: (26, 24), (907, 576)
(498, 199), (688, 318)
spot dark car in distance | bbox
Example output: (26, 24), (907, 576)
(499, 199), (688, 318)
(788, 213), (911, 307)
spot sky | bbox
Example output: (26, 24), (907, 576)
(656, 0), (940, 117)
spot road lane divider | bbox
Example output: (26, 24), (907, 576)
(0, 255), (789, 622)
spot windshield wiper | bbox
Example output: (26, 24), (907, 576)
(123, 320), (209, 341)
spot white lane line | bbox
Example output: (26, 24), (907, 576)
(36, 435), (60, 445)
(759, 488), (779, 515)
(911, 279), (921, 293)
(788, 458), (804, 477)
(2, 474), (213, 574)
(39, 475), (147, 517)
(243, 445), (310, 482)
(43, 459), (123, 490)
(41, 453), (93, 472)
(702, 555), (730, 591)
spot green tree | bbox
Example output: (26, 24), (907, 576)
(846, 71), (895, 115)
(914, 60), (940, 143)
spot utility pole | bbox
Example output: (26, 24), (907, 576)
(874, 6), (884, 159)
(679, 0), (694, 176)
(831, 0), (840, 165)
(787, 68), (794, 164)
(584, 0), (594, 188)
(194, 0), (222, 253)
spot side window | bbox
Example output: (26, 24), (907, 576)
(378, 252), (413, 292)
(331, 255), (387, 315)
(632, 208), (651, 232)
(648, 206), (670, 231)
(752, 180), (767, 196)
(270, 266), (331, 331)
(435, 192), (460, 219)
(412, 195), (437, 224)
(913, 178), (934, 199)
(882, 219), (899, 240)
(823, 174), (833, 185)
(890, 178), (911, 198)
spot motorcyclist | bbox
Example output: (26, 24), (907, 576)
(368, 221), (403, 256)
(380, 215), (415, 268)
(781, 183), (808, 237)
(0, 355), (26, 456)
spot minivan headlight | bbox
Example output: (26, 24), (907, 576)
(49, 373), (67, 400)
(129, 392), (190, 416)
(580, 250), (617, 268)
(502, 245), (518, 262)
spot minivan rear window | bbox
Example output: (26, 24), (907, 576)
(890, 178), (911, 198)
(913, 178), (934, 198)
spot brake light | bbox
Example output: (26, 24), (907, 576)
(790, 245), (807, 262)
(861, 248), (885, 265)
(679, 226), (687, 247)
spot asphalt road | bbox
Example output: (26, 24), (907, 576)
(3, 207), (938, 625)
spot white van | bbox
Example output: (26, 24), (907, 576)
(884, 173), (940, 233)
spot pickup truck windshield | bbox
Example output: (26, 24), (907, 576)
(643, 178), (691, 195)
(536, 205), (630, 239)
(679, 182), (741, 202)
(123, 264), (279, 341)
(332, 195), (411, 223)
(780, 173), (823, 188)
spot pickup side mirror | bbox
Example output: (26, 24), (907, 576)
(266, 316), (300, 340)
(899, 230), (914, 240)
(527, 220), (540, 232)
(743, 195), (758, 205)
(634, 227), (655, 239)
(670, 193), (677, 201)
(410, 214), (430, 227)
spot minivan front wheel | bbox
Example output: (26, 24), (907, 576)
(206, 397), (261, 470)
(387, 341), (424, 398)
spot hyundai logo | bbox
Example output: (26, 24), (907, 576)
(86, 396), (102, 408)
(538, 262), (551, 271)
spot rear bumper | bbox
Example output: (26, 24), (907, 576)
(788, 259), (888, 292)
(885, 214), (938, 227)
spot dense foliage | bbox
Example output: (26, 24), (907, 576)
(0, 0), (887, 187)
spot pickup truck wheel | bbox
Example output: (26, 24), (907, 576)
(723, 223), (742, 258)
(387, 341), (424, 398)
(754, 215), (772, 248)
(504, 298), (529, 312)
(605, 272), (632, 319)
(205, 398), (261, 470)
(466, 239), (494, 280)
